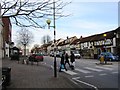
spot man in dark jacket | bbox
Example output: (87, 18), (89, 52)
(65, 52), (70, 67)
(70, 51), (75, 70)
(70, 51), (75, 63)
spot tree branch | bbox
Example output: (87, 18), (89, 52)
(1, 0), (71, 28)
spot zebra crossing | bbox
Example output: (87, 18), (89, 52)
(84, 67), (103, 72)
(95, 66), (113, 70)
(63, 65), (118, 77)
(75, 68), (91, 74)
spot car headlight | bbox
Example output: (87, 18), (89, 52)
(112, 56), (115, 59)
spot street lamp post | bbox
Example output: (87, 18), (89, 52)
(46, 0), (57, 77)
(103, 34), (107, 52)
(103, 33), (107, 64)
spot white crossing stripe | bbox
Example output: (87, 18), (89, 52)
(99, 73), (107, 76)
(112, 72), (118, 74)
(85, 75), (94, 78)
(75, 68), (91, 74)
(96, 66), (113, 70)
(84, 67), (103, 72)
(64, 70), (77, 75)
(72, 77), (80, 80)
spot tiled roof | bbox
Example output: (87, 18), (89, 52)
(70, 39), (80, 45)
(80, 30), (116, 43)
(57, 36), (77, 46)
(80, 35), (95, 43)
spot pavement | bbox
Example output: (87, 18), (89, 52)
(2, 58), (80, 89)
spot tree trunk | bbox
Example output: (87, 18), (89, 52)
(24, 45), (26, 56)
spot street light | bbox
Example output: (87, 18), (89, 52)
(103, 34), (107, 52)
(103, 33), (107, 64)
(46, 0), (57, 77)
(103, 33), (107, 37)
(46, 19), (51, 29)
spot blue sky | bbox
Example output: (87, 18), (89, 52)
(12, 0), (119, 48)
(56, 1), (118, 37)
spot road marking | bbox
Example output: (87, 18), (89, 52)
(51, 65), (54, 69)
(99, 73), (107, 76)
(96, 66), (113, 70)
(112, 71), (118, 74)
(84, 67), (103, 72)
(74, 79), (98, 90)
(44, 62), (46, 64)
(75, 68), (91, 74)
(69, 78), (79, 85)
(85, 75), (94, 78)
(72, 77), (80, 80)
(64, 70), (77, 75)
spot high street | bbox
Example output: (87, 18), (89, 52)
(44, 56), (119, 89)
(2, 56), (119, 90)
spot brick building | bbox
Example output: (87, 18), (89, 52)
(2, 17), (12, 58)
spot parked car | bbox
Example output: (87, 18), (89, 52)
(98, 52), (119, 61)
(29, 53), (44, 62)
(56, 52), (62, 57)
(73, 51), (81, 59)
(35, 53), (44, 61)
(50, 52), (54, 57)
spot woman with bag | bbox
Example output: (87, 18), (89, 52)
(59, 53), (67, 72)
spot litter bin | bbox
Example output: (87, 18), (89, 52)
(2, 67), (11, 86)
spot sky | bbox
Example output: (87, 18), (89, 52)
(12, 0), (119, 48)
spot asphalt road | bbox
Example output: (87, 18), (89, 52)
(43, 56), (119, 90)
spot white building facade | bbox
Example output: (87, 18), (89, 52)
(0, 6), (3, 59)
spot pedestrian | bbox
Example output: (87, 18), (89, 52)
(70, 51), (75, 70)
(104, 54), (107, 64)
(65, 52), (70, 67)
(59, 53), (67, 72)
(12, 46), (20, 63)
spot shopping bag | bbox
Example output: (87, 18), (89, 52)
(70, 62), (75, 70)
(61, 64), (64, 69)
(72, 62), (75, 67)
(71, 61), (75, 66)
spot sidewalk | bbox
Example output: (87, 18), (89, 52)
(2, 58), (80, 89)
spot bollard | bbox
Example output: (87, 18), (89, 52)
(100, 56), (104, 64)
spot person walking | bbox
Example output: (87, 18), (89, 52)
(70, 51), (75, 70)
(59, 53), (67, 72)
(65, 52), (70, 67)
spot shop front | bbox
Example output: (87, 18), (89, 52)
(93, 38), (114, 59)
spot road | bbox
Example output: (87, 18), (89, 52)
(43, 56), (119, 90)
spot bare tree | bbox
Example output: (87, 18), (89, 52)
(1, 0), (71, 28)
(16, 27), (34, 56)
(41, 35), (51, 44)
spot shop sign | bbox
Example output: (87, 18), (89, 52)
(94, 39), (113, 46)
